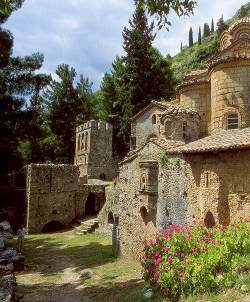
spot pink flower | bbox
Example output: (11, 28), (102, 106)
(154, 257), (162, 265)
(219, 226), (226, 232)
(167, 256), (173, 264)
(153, 271), (158, 281)
(179, 272), (184, 278)
(162, 269), (167, 273)
(163, 246), (169, 253)
(210, 239), (216, 244)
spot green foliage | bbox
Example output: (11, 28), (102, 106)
(172, 4), (250, 83)
(99, 7), (174, 156)
(0, 0), (24, 23)
(45, 64), (93, 163)
(203, 22), (210, 38)
(135, 0), (196, 29)
(172, 32), (218, 82)
(217, 15), (229, 35)
(142, 222), (250, 300)
(188, 27), (193, 47)
(198, 26), (201, 45)
(211, 18), (215, 33)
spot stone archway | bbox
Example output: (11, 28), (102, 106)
(41, 221), (64, 233)
(85, 193), (101, 216)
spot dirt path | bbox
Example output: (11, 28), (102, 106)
(15, 231), (143, 302)
(16, 248), (92, 302)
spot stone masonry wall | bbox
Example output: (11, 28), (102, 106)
(179, 83), (211, 137)
(135, 107), (167, 147)
(75, 121), (117, 180)
(184, 150), (250, 226)
(102, 144), (250, 260)
(26, 164), (81, 233)
(210, 61), (250, 132)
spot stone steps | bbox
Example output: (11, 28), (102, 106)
(74, 217), (99, 235)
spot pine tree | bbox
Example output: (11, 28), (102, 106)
(217, 15), (229, 35)
(203, 23), (210, 38)
(180, 41), (183, 51)
(189, 26), (193, 47)
(198, 26), (201, 45)
(211, 18), (214, 33)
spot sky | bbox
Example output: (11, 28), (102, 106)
(5, 0), (248, 90)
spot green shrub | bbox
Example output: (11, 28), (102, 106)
(142, 221), (250, 300)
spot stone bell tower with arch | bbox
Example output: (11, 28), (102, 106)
(74, 120), (116, 180)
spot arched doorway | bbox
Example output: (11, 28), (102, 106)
(41, 221), (64, 233)
(204, 211), (216, 228)
(85, 193), (100, 216)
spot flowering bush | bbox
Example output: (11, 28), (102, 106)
(142, 221), (250, 299)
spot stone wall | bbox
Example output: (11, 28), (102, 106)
(210, 61), (250, 132)
(26, 164), (81, 233)
(184, 150), (250, 226)
(101, 143), (250, 260)
(75, 121), (118, 180)
(178, 82), (211, 137)
(135, 107), (167, 147)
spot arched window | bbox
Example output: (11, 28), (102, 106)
(227, 114), (239, 129)
(108, 212), (114, 224)
(81, 133), (85, 150)
(239, 32), (249, 39)
(77, 135), (81, 151)
(140, 175), (147, 191)
(85, 132), (88, 150)
(182, 121), (187, 139)
(152, 114), (156, 124)
(164, 121), (172, 137)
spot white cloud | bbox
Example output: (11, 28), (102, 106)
(5, 0), (248, 89)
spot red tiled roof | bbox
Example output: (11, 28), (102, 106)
(168, 128), (250, 154)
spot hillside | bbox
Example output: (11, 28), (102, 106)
(172, 2), (250, 83)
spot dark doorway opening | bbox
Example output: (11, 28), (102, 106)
(99, 173), (106, 181)
(41, 221), (64, 233)
(85, 193), (100, 216)
(204, 211), (216, 228)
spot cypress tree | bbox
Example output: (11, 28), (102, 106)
(189, 26), (193, 47)
(217, 15), (229, 35)
(198, 26), (201, 45)
(211, 18), (214, 33)
(203, 23), (210, 38)
(180, 41), (183, 51)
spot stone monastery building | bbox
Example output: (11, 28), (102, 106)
(25, 18), (250, 259)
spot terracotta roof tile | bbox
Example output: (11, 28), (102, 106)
(168, 128), (250, 154)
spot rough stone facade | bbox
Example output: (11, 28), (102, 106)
(97, 18), (250, 259)
(25, 119), (117, 234)
(75, 120), (117, 180)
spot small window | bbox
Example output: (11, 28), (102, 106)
(108, 212), (114, 224)
(183, 121), (187, 139)
(152, 114), (156, 124)
(85, 132), (88, 150)
(204, 172), (209, 188)
(77, 135), (81, 151)
(81, 133), (85, 150)
(227, 114), (239, 129)
(140, 176), (147, 191)
(239, 33), (249, 39)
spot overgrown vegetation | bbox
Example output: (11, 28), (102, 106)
(172, 2), (250, 82)
(142, 222), (250, 301)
